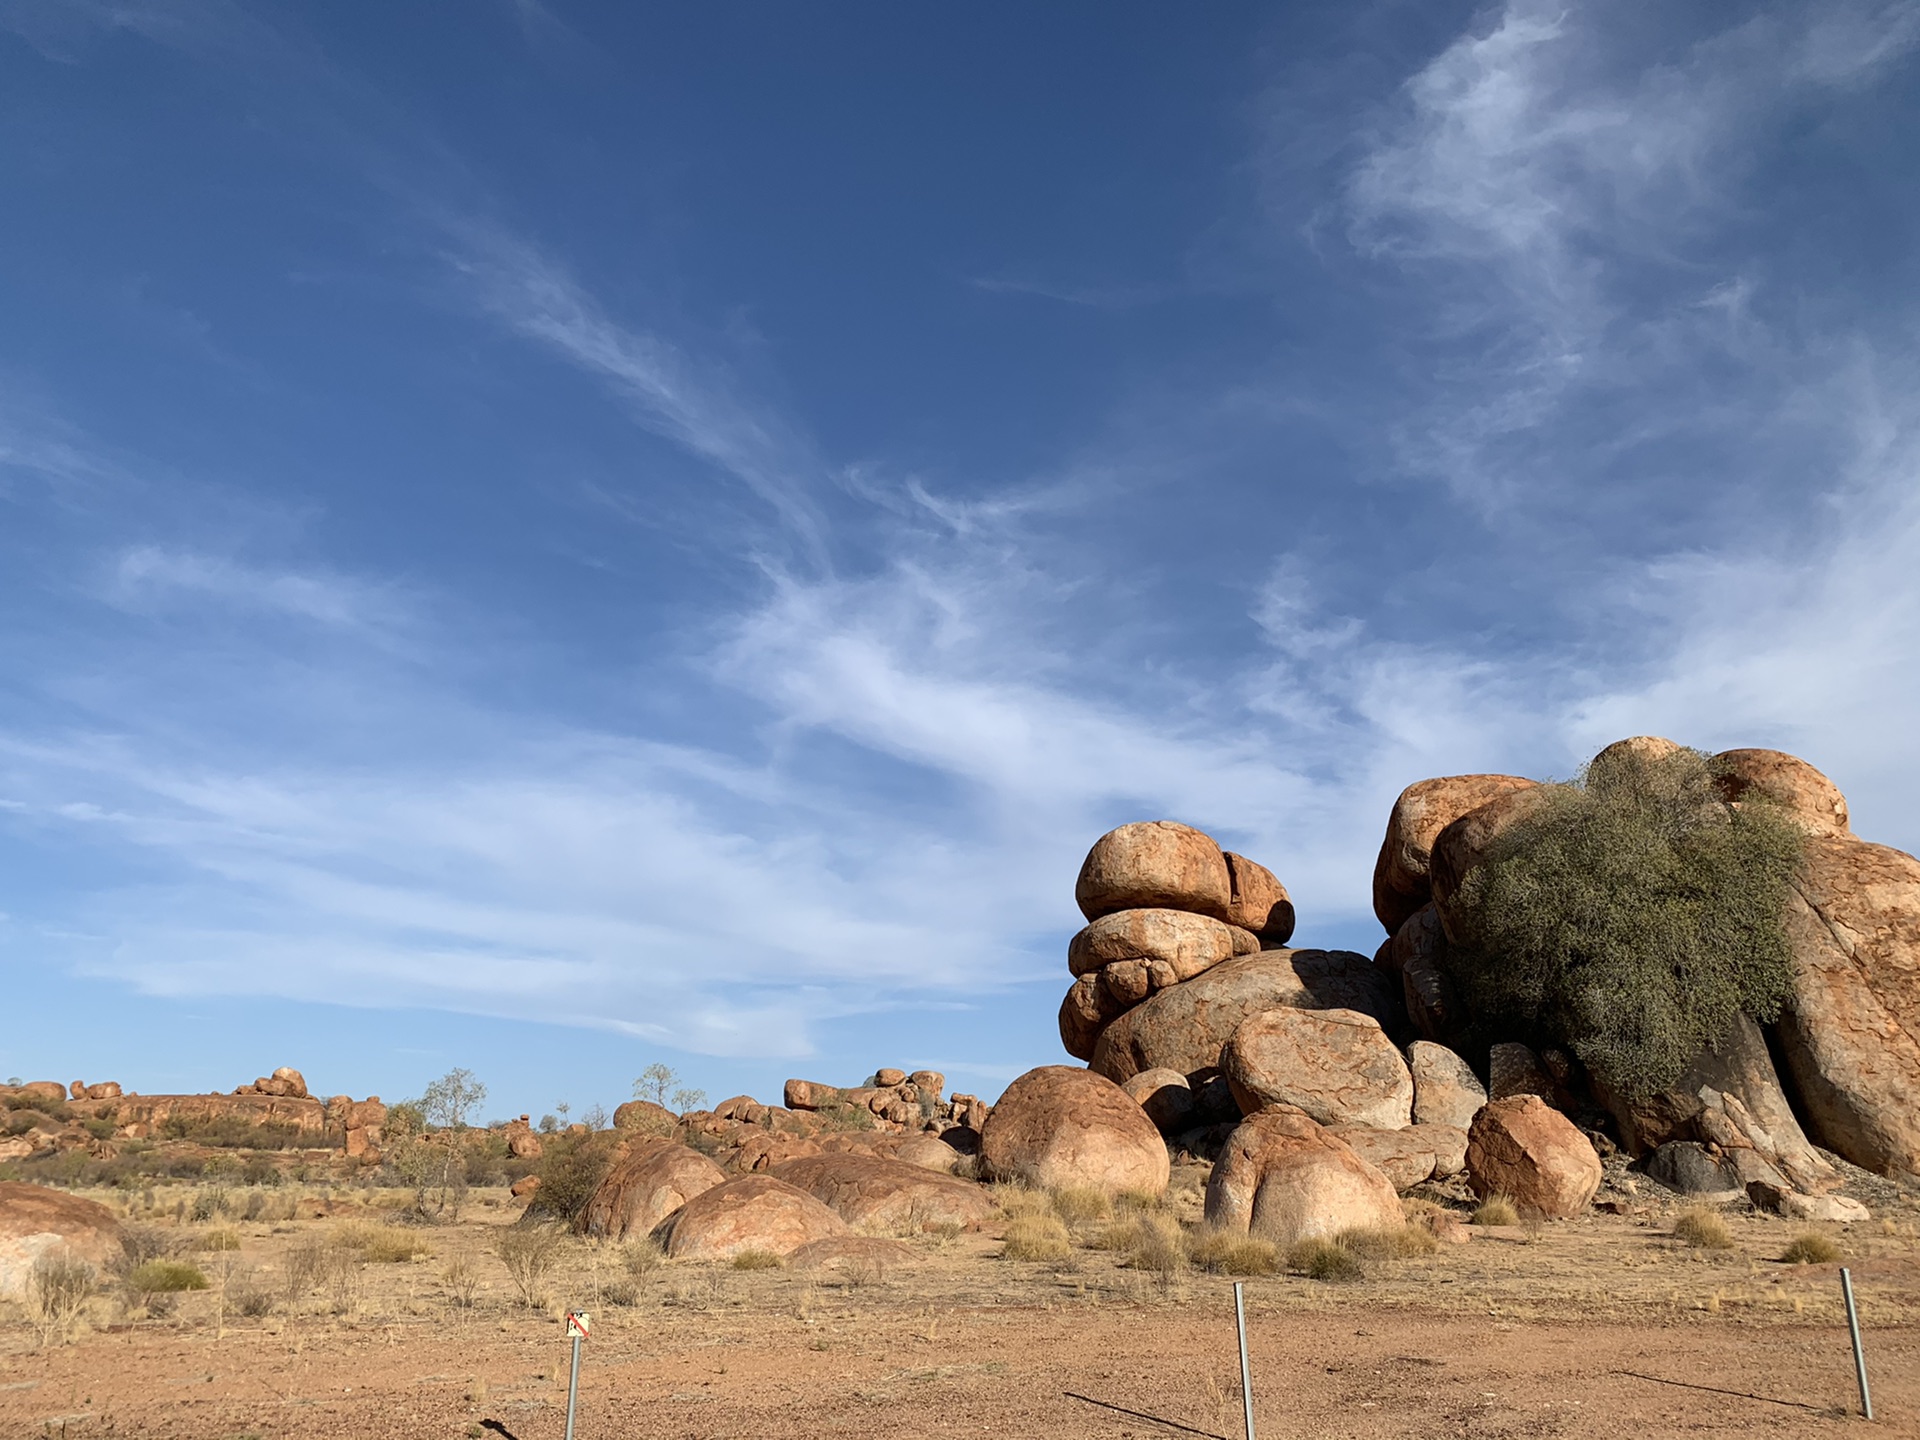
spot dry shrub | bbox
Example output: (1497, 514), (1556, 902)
(1472, 1195), (1520, 1227)
(443, 1255), (481, 1308)
(1337, 1224), (1439, 1260)
(1673, 1207), (1734, 1250)
(989, 1184), (1052, 1219)
(30, 1253), (94, 1345)
(1287, 1237), (1364, 1282)
(731, 1248), (783, 1271)
(129, 1259), (207, 1297)
(1187, 1228), (1279, 1276)
(622, 1238), (664, 1276)
(1115, 1188), (1168, 1214)
(494, 1223), (565, 1307)
(1001, 1213), (1072, 1262)
(1107, 1214), (1187, 1279)
(228, 1269), (275, 1318)
(332, 1221), (428, 1263)
(601, 1277), (640, 1306)
(1781, 1232), (1842, 1265)
(282, 1236), (329, 1305)
(1048, 1186), (1111, 1227)
(193, 1228), (242, 1252)
(117, 1224), (173, 1271)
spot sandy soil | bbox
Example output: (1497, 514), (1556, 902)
(5, 1182), (1918, 1439)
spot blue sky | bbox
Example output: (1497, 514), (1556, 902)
(3, 1), (1918, 1118)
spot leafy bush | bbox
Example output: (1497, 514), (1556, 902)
(522, 1130), (620, 1226)
(1442, 745), (1803, 1099)
(129, 1260), (209, 1295)
(1186, 1228), (1279, 1276)
(1672, 1207), (1734, 1249)
(1781, 1232), (1842, 1264)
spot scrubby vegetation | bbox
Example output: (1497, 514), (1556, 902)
(1443, 744), (1803, 1099)
(1672, 1207), (1734, 1250)
(1781, 1232), (1842, 1264)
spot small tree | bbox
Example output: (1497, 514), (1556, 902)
(391, 1068), (488, 1222)
(1442, 744), (1803, 1099)
(633, 1063), (705, 1114)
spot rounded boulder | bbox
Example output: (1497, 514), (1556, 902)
(1223, 852), (1295, 944)
(1221, 1006), (1414, 1129)
(579, 1141), (727, 1240)
(1068, 908), (1255, 980)
(770, 1153), (994, 1231)
(1713, 748), (1850, 835)
(1204, 1106), (1401, 1248)
(980, 1066), (1169, 1194)
(1373, 775), (1540, 934)
(0, 1182), (122, 1300)
(1120, 1067), (1198, 1135)
(1075, 821), (1232, 923)
(651, 1174), (849, 1260)
(1465, 1095), (1602, 1219)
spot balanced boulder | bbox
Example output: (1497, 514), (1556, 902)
(1223, 852), (1295, 944)
(1464, 1096), (1601, 1219)
(1713, 748), (1850, 836)
(1221, 1007), (1413, 1129)
(1075, 821), (1232, 923)
(979, 1066), (1168, 1193)
(1058, 975), (1125, 1061)
(1070, 909), (1256, 995)
(651, 1174), (848, 1260)
(1204, 1106), (1401, 1247)
(1407, 1041), (1487, 1131)
(1373, 774), (1540, 934)
(770, 1154), (994, 1232)
(579, 1141), (726, 1240)
(1091, 948), (1402, 1085)
(0, 1182), (122, 1300)
(1775, 834), (1920, 1178)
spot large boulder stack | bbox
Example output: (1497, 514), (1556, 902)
(0, 1182), (122, 1300)
(1373, 775), (1540, 934)
(1061, 823), (1297, 1062)
(979, 1066), (1168, 1193)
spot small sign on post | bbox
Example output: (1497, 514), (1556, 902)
(563, 1309), (591, 1440)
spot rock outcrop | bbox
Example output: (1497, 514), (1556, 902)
(651, 1175), (849, 1260)
(1090, 948), (1401, 1085)
(579, 1141), (727, 1240)
(1465, 1096), (1601, 1219)
(0, 1182), (122, 1299)
(1326, 1122), (1468, 1190)
(1075, 821), (1233, 922)
(1713, 748), (1850, 836)
(1373, 775), (1540, 934)
(1220, 1007), (1413, 1129)
(1203, 1106), (1402, 1247)
(769, 1154), (994, 1232)
(979, 1066), (1168, 1193)
(1120, 1068), (1198, 1135)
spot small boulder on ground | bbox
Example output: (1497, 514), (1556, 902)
(1091, 948), (1404, 1084)
(651, 1175), (849, 1261)
(1408, 1041), (1487, 1130)
(770, 1154), (993, 1232)
(979, 1066), (1169, 1194)
(1465, 1096), (1602, 1219)
(1075, 821), (1233, 923)
(1746, 1181), (1870, 1224)
(0, 1181), (123, 1300)
(1223, 852), (1295, 944)
(1204, 1105), (1402, 1248)
(580, 1141), (727, 1240)
(1221, 1007), (1414, 1129)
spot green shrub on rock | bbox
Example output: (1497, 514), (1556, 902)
(1443, 744), (1802, 1100)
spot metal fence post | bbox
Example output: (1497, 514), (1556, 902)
(1234, 1280), (1256, 1440)
(1841, 1267), (1872, 1421)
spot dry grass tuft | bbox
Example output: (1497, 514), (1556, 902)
(332, 1222), (429, 1263)
(1781, 1231), (1842, 1265)
(1106, 1214), (1186, 1278)
(1187, 1228), (1280, 1276)
(989, 1184), (1052, 1219)
(1336, 1224), (1440, 1261)
(1672, 1207), (1734, 1250)
(730, 1249), (783, 1271)
(192, 1227), (242, 1252)
(1047, 1186), (1111, 1227)
(1001, 1213), (1072, 1262)
(1472, 1195), (1520, 1227)
(1287, 1237), (1364, 1282)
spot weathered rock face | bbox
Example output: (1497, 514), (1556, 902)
(1091, 949), (1402, 1085)
(770, 1154), (994, 1232)
(17, 1082), (66, 1104)
(1601, 1013), (1835, 1194)
(0, 1182), (122, 1299)
(782, 1080), (841, 1111)
(979, 1066), (1169, 1194)
(1644, 1141), (1772, 1198)
(1221, 1007), (1413, 1129)
(1204, 1106), (1402, 1247)
(1075, 821), (1232, 923)
(651, 1175), (849, 1260)
(1058, 974), (1124, 1061)
(1068, 910), (1257, 1002)
(1373, 775), (1541, 934)
(1429, 785), (1569, 928)
(579, 1141), (727, 1240)
(1465, 1096), (1601, 1219)
(1713, 749), (1850, 836)
(109, 1092), (331, 1135)
(1775, 834), (1920, 1178)
(892, 1134), (967, 1173)
(1224, 852), (1295, 944)
(1408, 1041), (1487, 1131)
(1121, 1068), (1198, 1135)
(1381, 905), (1462, 1042)
(1326, 1123), (1469, 1190)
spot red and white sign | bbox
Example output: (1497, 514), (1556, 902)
(565, 1310), (592, 1340)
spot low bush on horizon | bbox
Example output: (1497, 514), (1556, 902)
(1442, 744), (1803, 1100)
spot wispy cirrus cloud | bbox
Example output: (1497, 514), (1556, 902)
(106, 545), (408, 632)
